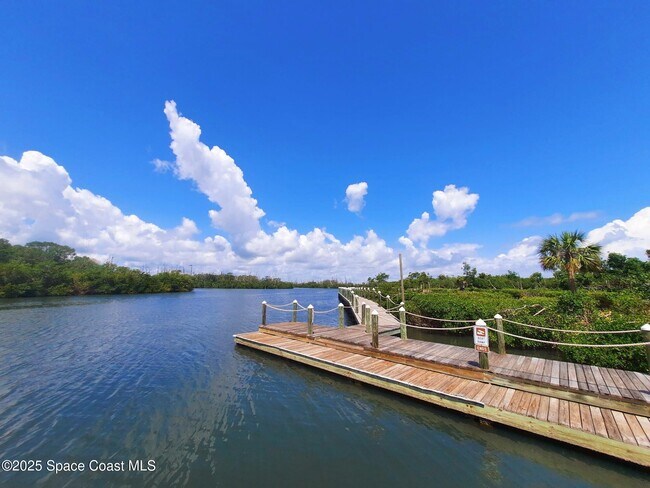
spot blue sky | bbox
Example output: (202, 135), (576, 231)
(1, 1), (649, 280)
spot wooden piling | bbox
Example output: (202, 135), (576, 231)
(399, 306), (407, 339)
(361, 303), (367, 331)
(307, 304), (314, 335)
(364, 306), (370, 333)
(261, 301), (267, 326)
(371, 310), (379, 348)
(495, 314), (506, 355)
(338, 303), (344, 329)
(292, 300), (298, 322)
(475, 319), (489, 370)
(642, 324), (650, 373)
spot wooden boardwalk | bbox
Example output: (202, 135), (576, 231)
(338, 288), (401, 335)
(235, 298), (650, 467)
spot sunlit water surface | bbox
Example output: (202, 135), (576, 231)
(0, 289), (648, 487)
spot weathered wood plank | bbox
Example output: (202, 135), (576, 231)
(579, 404), (594, 434)
(624, 414), (650, 448)
(589, 406), (609, 439)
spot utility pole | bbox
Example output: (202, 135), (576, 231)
(399, 253), (405, 304)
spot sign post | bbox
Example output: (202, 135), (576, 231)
(474, 319), (490, 370)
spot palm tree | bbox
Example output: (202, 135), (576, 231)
(538, 231), (602, 292)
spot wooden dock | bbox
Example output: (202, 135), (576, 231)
(235, 298), (650, 468)
(338, 289), (401, 335)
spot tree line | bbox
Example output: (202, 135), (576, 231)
(0, 239), (193, 297)
(371, 231), (649, 299)
(0, 239), (350, 298)
(192, 273), (349, 289)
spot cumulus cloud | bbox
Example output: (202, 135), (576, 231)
(399, 235), (542, 277)
(587, 207), (650, 259)
(3, 101), (647, 282)
(404, 184), (479, 246)
(514, 211), (600, 227)
(164, 101), (265, 249)
(0, 152), (238, 270)
(0, 103), (398, 281)
(345, 182), (368, 213)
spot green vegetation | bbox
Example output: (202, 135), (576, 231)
(362, 238), (650, 372)
(192, 273), (350, 289)
(0, 239), (193, 297)
(0, 239), (349, 297)
(192, 273), (293, 289)
(538, 231), (602, 292)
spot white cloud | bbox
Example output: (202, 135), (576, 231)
(3, 102), (647, 283)
(0, 152), (238, 271)
(399, 235), (542, 277)
(164, 101), (265, 250)
(514, 211), (600, 227)
(587, 207), (650, 259)
(345, 182), (368, 213)
(0, 103), (397, 281)
(404, 184), (479, 246)
(432, 184), (479, 223)
(267, 220), (286, 229)
(151, 158), (173, 173)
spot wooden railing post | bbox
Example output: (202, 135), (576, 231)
(338, 303), (344, 329)
(307, 304), (314, 335)
(642, 324), (650, 373)
(494, 314), (506, 355)
(475, 319), (489, 370)
(261, 301), (267, 325)
(365, 306), (371, 333)
(361, 303), (367, 332)
(371, 310), (379, 348)
(399, 306), (407, 340)
(292, 300), (298, 322)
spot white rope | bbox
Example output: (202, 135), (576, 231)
(405, 311), (483, 324)
(485, 325), (650, 348)
(266, 302), (308, 311)
(314, 307), (341, 314)
(502, 318), (641, 335)
(406, 323), (475, 331)
(266, 305), (296, 312)
(267, 301), (298, 308)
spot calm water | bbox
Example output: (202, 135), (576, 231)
(0, 289), (648, 487)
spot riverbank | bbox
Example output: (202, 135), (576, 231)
(362, 286), (649, 372)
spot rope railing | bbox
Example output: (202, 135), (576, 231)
(266, 302), (352, 314)
(404, 311), (485, 324)
(502, 318), (641, 335)
(343, 288), (650, 351)
(314, 306), (350, 314)
(385, 304), (404, 312)
(407, 323), (475, 331)
(268, 301), (300, 308)
(484, 325), (650, 348)
(265, 301), (308, 310)
(265, 304), (298, 312)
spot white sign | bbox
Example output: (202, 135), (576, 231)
(474, 320), (489, 353)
